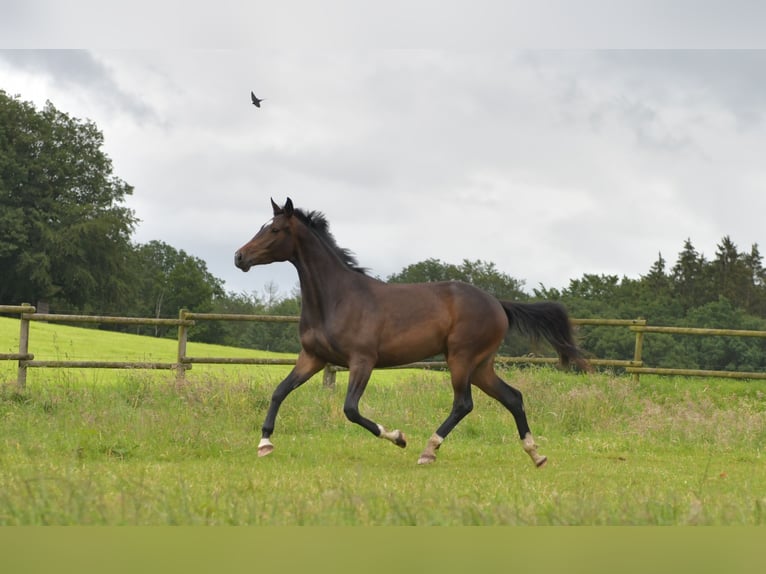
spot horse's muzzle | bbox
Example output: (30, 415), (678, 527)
(234, 250), (251, 271)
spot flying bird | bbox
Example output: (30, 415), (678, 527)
(251, 91), (265, 108)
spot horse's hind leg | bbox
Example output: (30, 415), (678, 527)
(418, 362), (474, 465)
(472, 364), (547, 467)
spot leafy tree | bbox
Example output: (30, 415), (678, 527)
(682, 297), (766, 372)
(740, 243), (766, 316)
(637, 253), (685, 324)
(250, 295), (302, 353)
(387, 258), (527, 301)
(711, 236), (751, 307)
(207, 288), (301, 351)
(387, 258), (458, 284)
(644, 252), (671, 295)
(0, 91), (136, 312)
(206, 290), (264, 347)
(671, 239), (709, 311)
(744, 244), (766, 288)
(131, 240), (225, 339)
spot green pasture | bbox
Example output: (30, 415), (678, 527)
(1, 316), (765, 525)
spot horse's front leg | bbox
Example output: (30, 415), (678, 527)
(343, 359), (407, 449)
(258, 351), (326, 457)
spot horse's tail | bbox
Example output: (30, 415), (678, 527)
(500, 300), (591, 372)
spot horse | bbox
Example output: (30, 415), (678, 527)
(234, 198), (589, 466)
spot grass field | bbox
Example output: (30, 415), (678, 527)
(1, 316), (765, 525)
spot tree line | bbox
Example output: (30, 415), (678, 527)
(534, 241), (766, 372)
(2, 91), (765, 372)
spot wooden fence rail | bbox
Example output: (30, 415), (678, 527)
(625, 324), (766, 380)
(2, 303), (766, 389)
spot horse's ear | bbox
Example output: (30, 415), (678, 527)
(271, 198), (282, 215)
(284, 197), (294, 218)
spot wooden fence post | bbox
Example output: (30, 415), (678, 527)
(176, 308), (189, 383)
(17, 303), (33, 390)
(322, 365), (336, 388)
(632, 326), (644, 383)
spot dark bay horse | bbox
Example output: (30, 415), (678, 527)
(235, 198), (589, 466)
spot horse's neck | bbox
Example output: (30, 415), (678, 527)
(292, 233), (356, 323)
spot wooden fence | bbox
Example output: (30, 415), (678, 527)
(2, 303), (766, 390)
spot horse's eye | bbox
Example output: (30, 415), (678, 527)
(271, 227), (280, 234)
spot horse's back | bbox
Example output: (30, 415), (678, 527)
(371, 280), (507, 366)
(376, 279), (505, 322)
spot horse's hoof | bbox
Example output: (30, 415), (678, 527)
(417, 453), (436, 465)
(535, 455), (548, 468)
(394, 431), (407, 448)
(257, 438), (274, 457)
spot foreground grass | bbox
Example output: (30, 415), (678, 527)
(1, 365), (764, 525)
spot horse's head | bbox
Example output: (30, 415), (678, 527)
(234, 198), (297, 271)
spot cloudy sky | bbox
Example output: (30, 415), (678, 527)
(2, 6), (766, 298)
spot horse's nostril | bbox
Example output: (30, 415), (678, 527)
(235, 251), (242, 265)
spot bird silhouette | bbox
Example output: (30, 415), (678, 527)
(251, 91), (265, 108)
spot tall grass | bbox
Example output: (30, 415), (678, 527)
(1, 367), (764, 525)
(1, 316), (765, 525)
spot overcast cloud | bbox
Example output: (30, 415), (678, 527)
(2, 47), (766, 298)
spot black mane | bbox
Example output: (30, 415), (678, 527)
(294, 208), (368, 274)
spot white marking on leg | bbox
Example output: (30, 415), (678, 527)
(417, 433), (444, 464)
(428, 433), (444, 450)
(521, 432), (547, 467)
(377, 424), (404, 445)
